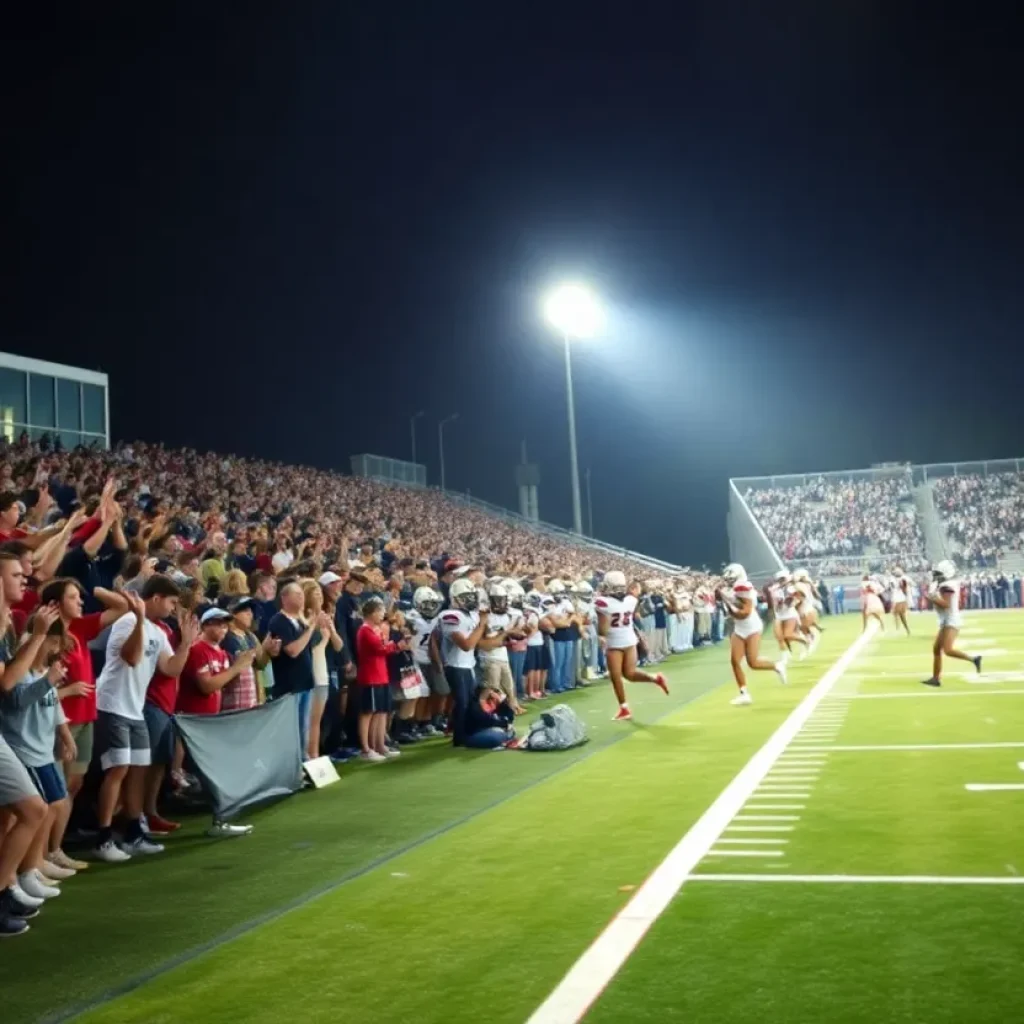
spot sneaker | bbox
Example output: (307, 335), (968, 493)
(121, 836), (165, 856)
(39, 859), (75, 880)
(974, 656), (983, 674)
(921, 677), (942, 688)
(731, 690), (753, 706)
(145, 814), (182, 836)
(775, 661), (789, 685)
(206, 821), (254, 838)
(47, 849), (89, 872)
(10, 883), (43, 909)
(613, 706), (633, 721)
(359, 750), (386, 763)
(384, 748), (402, 758)
(397, 731), (420, 745)
(1, 886), (40, 920)
(0, 914), (29, 937)
(419, 724), (438, 737)
(94, 839), (132, 863)
(655, 673), (670, 695)
(17, 871), (60, 900)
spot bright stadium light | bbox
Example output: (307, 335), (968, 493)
(541, 282), (604, 534)
(543, 282), (604, 339)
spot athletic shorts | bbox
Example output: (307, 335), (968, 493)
(0, 734), (36, 806)
(96, 710), (152, 769)
(524, 646), (548, 672)
(65, 722), (94, 777)
(420, 662), (449, 696)
(359, 684), (393, 714)
(143, 703), (177, 766)
(27, 762), (68, 804)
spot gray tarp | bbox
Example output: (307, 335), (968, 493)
(176, 695), (303, 820)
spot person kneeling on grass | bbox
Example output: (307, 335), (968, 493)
(463, 685), (517, 750)
(355, 598), (409, 763)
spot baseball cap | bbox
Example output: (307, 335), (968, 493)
(200, 608), (232, 625)
(318, 571), (344, 586)
(228, 596), (258, 615)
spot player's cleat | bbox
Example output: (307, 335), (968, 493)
(921, 677), (941, 688)
(731, 690), (753, 706)
(775, 660), (789, 685)
(973, 656), (983, 674)
(655, 673), (669, 695)
(613, 706), (633, 721)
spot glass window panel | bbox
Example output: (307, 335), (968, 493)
(0, 369), (27, 426)
(82, 384), (106, 434)
(58, 430), (83, 450)
(57, 378), (81, 429)
(29, 374), (56, 428)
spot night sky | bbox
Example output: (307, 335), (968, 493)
(4, 4), (1023, 566)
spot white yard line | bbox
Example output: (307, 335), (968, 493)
(525, 625), (877, 1024)
(828, 690), (1024, 700)
(741, 803), (806, 810)
(724, 825), (796, 832)
(965, 783), (1024, 792)
(707, 849), (783, 858)
(690, 873), (1024, 886)
(733, 814), (799, 821)
(716, 838), (789, 844)
(799, 742), (1024, 752)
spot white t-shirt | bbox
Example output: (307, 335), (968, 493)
(407, 610), (438, 667)
(594, 594), (638, 650)
(480, 611), (510, 664)
(96, 612), (175, 721)
(439, 609), (479, 669)
(525, 610), (544, 647)
(271, 549), (295, 573)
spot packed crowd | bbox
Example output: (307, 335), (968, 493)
(932, 472), (1024, 568)
(0, 434), (730, 937)
(746, 476), (924, 560)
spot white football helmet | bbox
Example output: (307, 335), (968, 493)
(722, 563), (747, 585)
(449, 577), (479, 611)
(577, 580), (593, 598)
(932, 560), (956, 583)
(486, 582), (508, 614)
(774, 570), (790, 583)
(503, 579), (525, 608)
(413, 586), (442, 619)
(548, 578), (566, 595)
(602, 570), (627, 596)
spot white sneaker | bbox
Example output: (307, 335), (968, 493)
(206, 821), (254, 838)
(797, 645), (808, 661)
(10, 882), (43, 909)
(18, 871), (60, 900)
(384, 748), (402, 759)
(121, 836), (165, 856)
(731, 690), (753, 706)
(94, 839), (132, 863)
(39, 860), (75, 880)
(360, 750), (386, 763)
(775, 661), (789, 685)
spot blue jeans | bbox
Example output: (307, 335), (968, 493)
(445, 666), (477, 747)
(295, 689), (313, 754)
(509, 649), (527, 699)
(550, 641), (573, 692)
(464, 727), (510, 749)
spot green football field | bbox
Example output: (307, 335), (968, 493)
(10, 610), (1024, 1023)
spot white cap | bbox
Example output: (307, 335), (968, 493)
(200, 608), (231, 625)
(318, 571), (344, 586)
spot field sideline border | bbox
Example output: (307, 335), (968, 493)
(527, 623), (879, 1024)
(38, 651), (721, 1024)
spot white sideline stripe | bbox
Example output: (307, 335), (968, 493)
(716, 838), (789, 844)
(724, 825), (795, 832)
(802, 742), (1024, 752)
(742, 804), (805, 810)
(757, 785), (811, 792)
(733, 815), (799, 821)
(775, 758), (827, 764)
(525, 624), (877, 1024)
(766, 769), (820, 775)
(965, 784), (1024, 791)
(751, 791), (811, 798)
(708, 849), (783, 858)
(690, 874), (1024, 886)
(832, 690), (1024, 700)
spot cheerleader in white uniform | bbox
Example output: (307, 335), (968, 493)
(769, 570), (807, 659)
(718, 563), (788, 706)
(890, 567), (912, 636)
(923, 560), (982, 687)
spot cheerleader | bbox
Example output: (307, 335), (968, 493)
(769, 570), (807, 659)
(861, 576), (886, 633)
(718, 563), (788, 706)
(890, 567), (912, 636)
(923, 560), (982, 687)
(792, 569), (822, 652)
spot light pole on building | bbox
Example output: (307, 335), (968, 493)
(542, 282), (604, 535)
(438, 412), (459, 491)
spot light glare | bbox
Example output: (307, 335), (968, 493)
(543, 283), (604, 339)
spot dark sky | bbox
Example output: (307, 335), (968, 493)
(4, 3), (1023, 566)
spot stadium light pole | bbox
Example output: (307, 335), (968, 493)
(542, 282), (604, 535)
(410, 409), (425, 464)
(438, 412), (459, 492)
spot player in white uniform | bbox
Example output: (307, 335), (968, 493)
(792, 569), (821, 651)
(594, 570), (668, 722)
(769, 570), (807, 659)
(923, 560), (982, 687)
(717, 563), (788, 706)
(408, 586), (446, 734)
(889, 567), (912, 636)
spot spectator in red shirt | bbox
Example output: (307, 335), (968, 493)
(355, 598), (406, 763)
(37, 576), (129, 871)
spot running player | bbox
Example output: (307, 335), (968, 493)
(718, 563), (788, 706)
(769, 570), (807, 659)
(593, 570), (668, 722)
(890, 567), (912, 636)
(923, 560), (982, 687)
(861, 576), (886, 633)
(792, 569), (822, 652)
